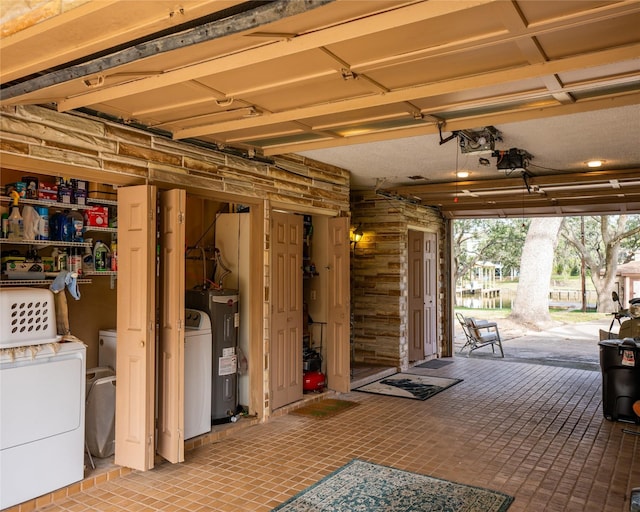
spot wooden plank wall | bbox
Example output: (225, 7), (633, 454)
(0, 105), (350, 213)
(350, 190), (447, 369)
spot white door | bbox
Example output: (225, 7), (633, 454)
(270, 211), (303, 410)
(408, 230), (438, 360)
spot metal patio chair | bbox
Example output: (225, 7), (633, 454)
(456, 312), (504, 357)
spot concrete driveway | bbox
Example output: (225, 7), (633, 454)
(454, 317), (617, 371)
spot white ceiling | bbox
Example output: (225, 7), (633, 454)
(300, 104), (640, 190)
(1, 0), (640, 217)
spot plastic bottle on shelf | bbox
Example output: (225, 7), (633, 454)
(35, 206), (49, 240)
(1, 212), (8, 238)
(7, 191), (24, 240)
(82, 240), (95, 274)
(66, 209), (84, 242)
(57, 248), (68, 271)
(94, 241), (110, 271)
(68, 247), (82, 275)
(51, 248), (60, 272)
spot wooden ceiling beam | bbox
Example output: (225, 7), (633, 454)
(435, 191), (640, 211)
(392, 167), (640, 196)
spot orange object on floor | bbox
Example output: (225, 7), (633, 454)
(633, 400), (640, 418)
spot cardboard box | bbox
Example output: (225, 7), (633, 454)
(41, 256), (54, 272)
(88, 183), (117, 201)
(6, 261), (44, 272)
(38, 182), (58, 201)
(84, 206), (109, 227)
(22, 177), (39, 199)
(73, 188), (87, 205)
(1, 256), (25, 271)
(71, 179), (88, 191)
(57, 182), (72, 204)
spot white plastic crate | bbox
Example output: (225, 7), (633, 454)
(0, 288), (61, 348)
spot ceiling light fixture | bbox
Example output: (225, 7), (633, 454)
(587, 160), (603, 168)
(456, 171), (469, 178)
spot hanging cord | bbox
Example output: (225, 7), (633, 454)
(212, 248), (232, 288)
(454, 140), (460, 203)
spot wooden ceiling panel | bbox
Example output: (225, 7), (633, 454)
(91, 85), (225, 126)
(409, 77), (549, 112)
(219, 122), (314, 143)
(304, 104), (415, 130)
(535, 13), (640, 60)
(193, 49), (340, 98)
(236, 73), (375, 113)
(365, 43), (528, 90)
(238, 0), (417, 40)
(514, 0), (615, 25)
(326, 4), (506, 68)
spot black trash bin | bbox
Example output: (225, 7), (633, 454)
(598, 338), (640, 423)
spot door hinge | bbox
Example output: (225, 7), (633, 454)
(178, 212), (185, 224)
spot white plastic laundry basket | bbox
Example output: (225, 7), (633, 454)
(0, 287), (61, 348)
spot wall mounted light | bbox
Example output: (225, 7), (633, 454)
(350, 224), (363, 248)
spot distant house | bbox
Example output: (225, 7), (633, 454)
(615, 260), (640, 306)
(459, 262), (500, 296)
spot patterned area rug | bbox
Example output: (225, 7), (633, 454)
(272, 459), (514, 511)
(290, 399), (359, 419)
(353, 373), (462, 400)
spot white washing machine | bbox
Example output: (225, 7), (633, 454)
(184, 309), (212, 439)
(98, 329), (117, 370)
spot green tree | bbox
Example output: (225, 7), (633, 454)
(510, 217), (564, 328)
(561, 215), (640, 312)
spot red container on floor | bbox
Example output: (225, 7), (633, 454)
(303, 370), (325, 392)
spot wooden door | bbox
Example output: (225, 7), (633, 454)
(408, 230), (438, 360)
(270, 211), (303, 410)
(326, 217), (350, 392)
(157, 189), (186, 464)
(115, 185), (157, 471)
(424, 232), (438, 356)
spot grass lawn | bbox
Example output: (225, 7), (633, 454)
(455, 307), (608, 324)
(457, 276), (607, 325)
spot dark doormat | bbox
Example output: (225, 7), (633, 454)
(290, 399), (359, 419)
(415, 359), (453, 369)
(354, 373), (462, 401)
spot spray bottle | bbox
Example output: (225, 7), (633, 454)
(7, 191), (24, 240)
